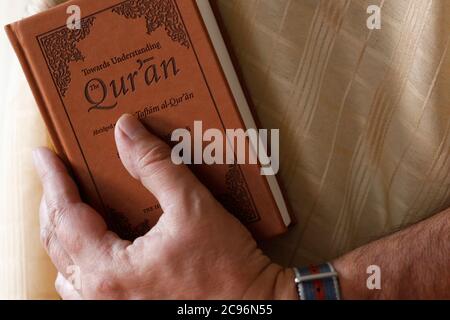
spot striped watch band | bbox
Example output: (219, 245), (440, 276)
(294, 263), (341, 300)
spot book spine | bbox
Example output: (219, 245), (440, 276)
(198, 0), (294, 230)
(4, 23), (66, 161)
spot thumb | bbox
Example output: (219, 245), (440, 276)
(114, 114), (209, 211)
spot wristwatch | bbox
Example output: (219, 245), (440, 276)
(293, 262), (341, 300)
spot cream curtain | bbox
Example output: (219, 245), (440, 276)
(0, 0), (449, 299)
(0, 0), (63, 300)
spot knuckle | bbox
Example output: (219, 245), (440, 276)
(40, 225), (56, 252)
(136, 142), (171, 174)
(114, 248), (132, 267)
(46, 200), (69, 231)
(43, 201), (83, 254)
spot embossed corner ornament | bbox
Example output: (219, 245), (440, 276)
(112, 0), (190, 49)
(39, 17), (96, 97)
(219, 165), (260, 224)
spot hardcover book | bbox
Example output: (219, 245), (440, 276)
(5, 0), (292, 239)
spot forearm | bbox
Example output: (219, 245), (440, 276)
(333, 208), (450, 299)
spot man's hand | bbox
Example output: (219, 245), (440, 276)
(33, 114), (297, 300)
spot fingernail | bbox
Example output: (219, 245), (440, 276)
(117, 114), (147, 141)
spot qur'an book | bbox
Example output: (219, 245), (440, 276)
(5, 0), (292, 239)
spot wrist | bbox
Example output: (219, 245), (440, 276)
(332, 253), (386, 300)
(272, 267), (298, 300)
(242, 264), (298, 300)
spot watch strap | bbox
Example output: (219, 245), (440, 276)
(294, 263), (340, 300)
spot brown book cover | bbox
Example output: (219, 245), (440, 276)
(5, 0), (292, 239)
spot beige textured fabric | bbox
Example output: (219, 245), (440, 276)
(215, 0), (450, 266)
(0, 0), (449, 299)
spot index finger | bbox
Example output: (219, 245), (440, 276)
(33, 147), (124, 263)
